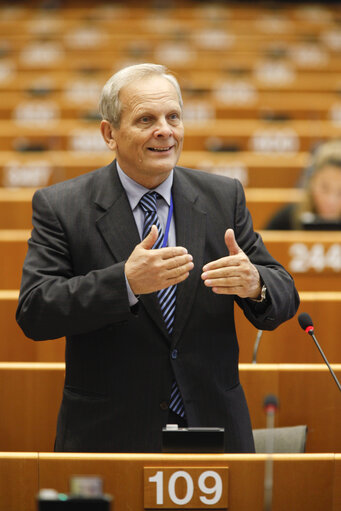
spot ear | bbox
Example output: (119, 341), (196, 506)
(100, 120), (117, 151)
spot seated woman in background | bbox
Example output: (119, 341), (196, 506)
(265, 139), (341, 230)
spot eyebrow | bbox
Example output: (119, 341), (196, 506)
(134, 107), (181, 119)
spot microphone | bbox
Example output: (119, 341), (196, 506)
(298, 312), (314, 334)
(264, 394), (278, 430)
(298, 312), (341, 392)
(252, 329), (263, 363)
(263, 394), (278, 511)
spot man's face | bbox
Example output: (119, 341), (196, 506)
(110, 75), (184, 188)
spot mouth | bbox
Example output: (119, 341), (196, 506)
(148, 146), (173, 152)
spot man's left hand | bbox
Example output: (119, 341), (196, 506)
(201, 228), (261, 299)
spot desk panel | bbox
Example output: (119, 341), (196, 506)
(0, 230), (29, 289)
(236, 291), (341, 364)
(0, 453), (38, 511)
(2, 291), (340, 364)
(0, 364), (339, 453)
(0, 363), (64, 452)
(239, 364), (341, 453)
(260, 231), (341, 291)
(0, 453), (336, 511)
(2, 230), (340, 290)
(0, 119), (340, 152)
(0, 291), (65, 362)
(0, 186), (303, 230)
(37, 453), (336, 511)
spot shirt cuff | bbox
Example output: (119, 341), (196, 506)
(125, 274), (139, 307)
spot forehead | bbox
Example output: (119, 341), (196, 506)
(315, 165), (341, 180)
(119, 75), (181, 114)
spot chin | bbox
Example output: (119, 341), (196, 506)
(151, 159), (177, 173)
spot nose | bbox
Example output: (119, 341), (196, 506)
(154, 117), (172, 138)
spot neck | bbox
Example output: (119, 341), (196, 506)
(116, 162), (173, 189)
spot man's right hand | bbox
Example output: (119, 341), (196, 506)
(125, 225), (194, 295)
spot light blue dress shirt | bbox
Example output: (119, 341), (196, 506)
(116, 163), (176, 305)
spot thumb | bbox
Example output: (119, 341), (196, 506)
(225, 228), (242, 256)
(140, 224), (158, 250)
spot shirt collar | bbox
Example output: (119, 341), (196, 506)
(116, 161), (173, 210)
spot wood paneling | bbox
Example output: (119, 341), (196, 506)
(0, 453), (38, 511)
(0, 363), (339, 453)
(0, 363), (64, 452)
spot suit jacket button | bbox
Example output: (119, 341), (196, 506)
(160, 401), (169, 411)
(171, 349), (178, 360)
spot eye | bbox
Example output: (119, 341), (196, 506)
(169, 112), (180, 121)
(140, 116), (151, 123)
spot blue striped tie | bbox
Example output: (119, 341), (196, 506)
(140, 191), (185, 418)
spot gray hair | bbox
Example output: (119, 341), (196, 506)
(99, 63), (183, 128)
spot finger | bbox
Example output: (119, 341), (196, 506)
(164, 253), (193, 270)
(203, 276), (239, 288)
(158, 246), (188, 259)
(201, 265), (240, 280)
(202, 254), (242, 272)
(140, 225), (158, 249)
(211, 286), (243, 295)
(161, 270), (191, 288)
(225, 228), (242, 256)
(165, 260), (194, 280)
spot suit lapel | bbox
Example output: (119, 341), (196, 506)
(171, 168), (207, 346)
(94, 161), (140, 261)
(94, 161), (169, 339)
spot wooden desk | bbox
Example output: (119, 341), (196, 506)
(0, 64), (340, 96)
(1, 91), (340, 122)
(182, 119), (341, 152)
(0, 453), (38, 511)
(1, 48), (341, 78)
(0, 119), (340, 152)
(259, 231), (341, 291)
(0, 453), (339, 511)
(246, 188), (302, 228)
(0, 187), (302, 230)
(0, 290), (66, 362)
(1, 290), (340, 364)
(0, 230), (29, 289)
(0, 150), (309, 191)
(0, 3), (339, 25)
(38, 453), (339, 511)
(0, 362), (64, 452)
(236, 291), (341, 364)
(0, 363), (339, 453)
(0, 189), (34, 229)
(2, 65), (340, 93)
(240, 364), (341, 453)
(0, 151), (111, 189)
(2, 24), (341, 61)
(2, 229), (340, 290)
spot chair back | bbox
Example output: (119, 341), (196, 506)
(253, 425), (308, 453)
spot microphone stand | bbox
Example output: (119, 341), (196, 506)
(263, 405), (275, 511)
(252, 330), (263, 364)
(309, 331), (341, 392)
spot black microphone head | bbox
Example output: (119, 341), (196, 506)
(298, 312), (314, 332)
(263, 394), (279, 410)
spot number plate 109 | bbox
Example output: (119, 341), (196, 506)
(144, 467), (228, 509)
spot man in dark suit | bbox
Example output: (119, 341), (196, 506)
(16, 63), (299, 453)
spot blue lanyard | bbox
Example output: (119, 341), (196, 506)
(162, 195), (173, 248)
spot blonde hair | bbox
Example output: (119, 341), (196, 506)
(99, 63), (183, 128)
(293, 139), (341, 226)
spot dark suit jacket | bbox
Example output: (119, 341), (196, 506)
(16, 161), (299, 453)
